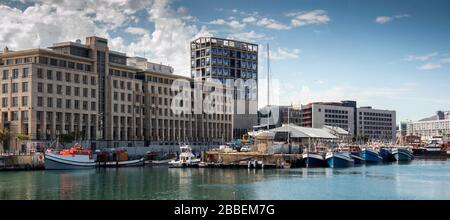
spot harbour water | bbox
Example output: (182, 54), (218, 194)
(1, 159), (450, 200)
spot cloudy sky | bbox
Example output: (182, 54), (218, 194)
(1, 0), (449, 122)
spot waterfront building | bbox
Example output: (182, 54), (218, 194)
(356, 106), (396, 142)
(190, 37), (258, 139)
(407, 111), (450, 141)
(257, 105), (302, 129)
(0, 36), (232, 153)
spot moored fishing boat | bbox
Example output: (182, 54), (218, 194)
(169, 144), (201, 168)
(325, 151), (354, 168)
(144, 151), (176, 166)
(379, 147), (396, 162)
(350, 146), (365, 164)
(392, 148), (414, 161)
(362, 148), (383, 163)
(45, 145), (96, 170)
(302, 151), (325, 167)
(96, 148), (144, 167)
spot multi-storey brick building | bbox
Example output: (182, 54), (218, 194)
(0, 36), (232, 153)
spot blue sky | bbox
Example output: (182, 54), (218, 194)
(1, 0), (449, 122)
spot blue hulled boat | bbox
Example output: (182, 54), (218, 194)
(325, 151), (354, 168)
(362, 148), (383, 163)
(392, 148), (414, 161)
(379, 148), (396, 162)
(350, 151), (365, 164)
(302, 152), (325, 167)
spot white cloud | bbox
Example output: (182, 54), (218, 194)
(209, 18), (226, 25)
(375, 14), (409, 24)
(287, 10), (330, 27)
(418, 63), (441, 70)
(0, 0), (214, 76)
(242, 16), (257, 23)
(228, 20), (246, 29)
(227, 30), (265, 42)
(403, 52), (438, 62)
(314, 80), (325, 84)
(125, 27), (149, 36)
(270, 48), (301, 60)
(256, 18), (291, 30)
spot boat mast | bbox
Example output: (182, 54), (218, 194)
(266, 43), (270, 130)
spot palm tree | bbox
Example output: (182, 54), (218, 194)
(0, 128), (10, 153)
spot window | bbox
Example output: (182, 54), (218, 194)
(76, 63), (83, 70)
(37, 83), (43, 93)
(22, 82), (28, 92)
(11, 97), (18, 107)
(46, 70), (52, 80)
(37, 97), (43, 107)
(12, 83), (18, 93)
(56, 98), (62, 108)
(59, 60), (66, 68)
(47, 84), (53, 94)
(22, 96), (28, 107)
(56, 85), (62, 94)
(47, 97), (53, 107)
(1, 84), (7, 93)
(74, 87), (80, 96)
(12, 111), (18, 121)
(37, 68), (43, 78)
(56, 71), (62, 81)
(1, 97), (7, 107)
(65, 100), (71, 108)
(82, 75), (87, 84)
(74, 74), (79, 83)
(91, 76), (96, 85)
(91, 89), (96, 98)
(91, 102), (96, 111)
(65, 72), (71, 82)
(83, 88), (88, 97)
(12, 69), (19, 78)
(68, 62), (75, 69)
(66, 86), (71, 95)
(2, 70), (8, 79)
(50, 58), (57, 66)
(74, 100), (79, 109)
(22, 68), (29, 78)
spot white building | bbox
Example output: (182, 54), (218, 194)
(357, 107), (396, 142)
(127, 57), (174, 75)
(407, 111), (450, 140)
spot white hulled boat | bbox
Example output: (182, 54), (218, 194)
(45, 145), (96, 170)
(169, 144), (201, 168)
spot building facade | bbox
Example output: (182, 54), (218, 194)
(190, 37), (258, 139)
(407, 111), (450, 141)
(0, 36), (232, 153)
(295, 101), (396, 141)
(356, 107), (396, 142)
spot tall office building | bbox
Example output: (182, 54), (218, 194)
(190, 37), (259, 138)
(0, 36), (232, 153)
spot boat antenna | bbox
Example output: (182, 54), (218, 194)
(266, 43), (270, 130)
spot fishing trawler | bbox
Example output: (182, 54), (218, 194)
(96, 148), (144, 167)
(362, 147), (383, 163)
(392, 147), (414, 161)
(325, 150), (354, 168)
(44, 144), (96, 170)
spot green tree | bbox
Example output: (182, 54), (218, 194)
(0, 128), (10, 152)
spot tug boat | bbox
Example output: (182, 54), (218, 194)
(325, 151), (354, 168)
(362, 148), (383, 163)
(392, 148), (414, 162)
(168, 144), (201, 168)
(302, 151), (325, 167)
(44, 144), (96, 170)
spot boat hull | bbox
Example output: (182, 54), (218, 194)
(350, 153), (365, 164)
(362, 149), (383, 163)
(392, 149), (414, 161)
(144, 158), (174, 166)
(98, 158), (144, 167)
(379, 148), (395, 162)
(45, 153), (96, 170)
(326, 152), (354, 168)
(302, 153), (325, 167)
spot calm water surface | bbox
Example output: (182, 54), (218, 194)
(1, 159), (449, 200)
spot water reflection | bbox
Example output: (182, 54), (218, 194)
(1, 160), (450, 199)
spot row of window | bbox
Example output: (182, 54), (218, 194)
(37, 68), (97, 85)
(37, 56), (92, 72)
(359, 116), (392, 122)
(325, 114), (349, 119)
(359, 111), (393, 118)
(325, 109), (349, 114)
(2, 68), (29, 79)
(34, 111), (97, 124)
(112, 79), (141, 92)
(1, 96), (28, 108)
(192, 48), (258, 60)
(37, 83), (96, 98)
(113, 92), (143, 104)
(193, 58), (257, 70)
(1, 82), (28, 93)
(36, 97), (96, 111)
